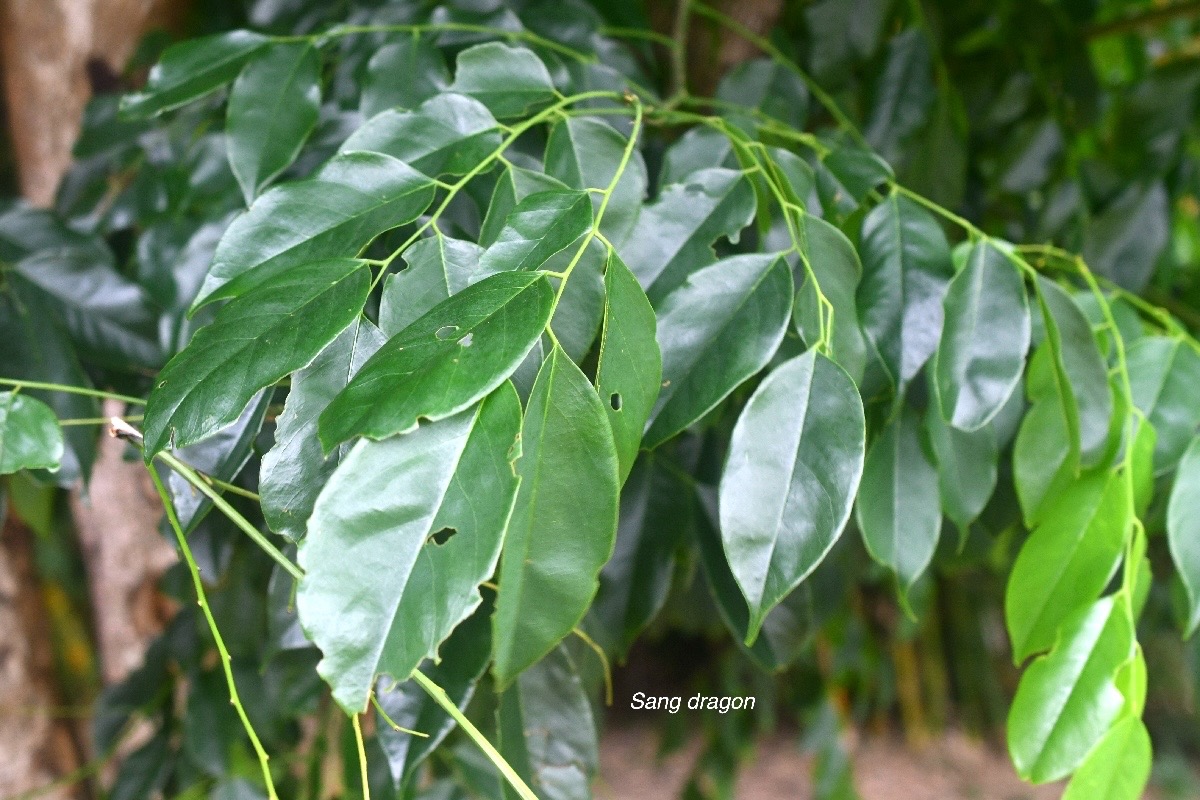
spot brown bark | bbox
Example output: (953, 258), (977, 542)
(0, 516), (84, 800)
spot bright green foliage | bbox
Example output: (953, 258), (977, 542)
(492, 346), (619, 688)
(0, 392), (64, 474)
(7, 2), (1200, 797)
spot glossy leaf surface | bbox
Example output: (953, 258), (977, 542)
(120, 31), (269, 118)
(449, 42), (556, 118)
(1168, 436), (1200, 635)
(0, 392), (63, 474)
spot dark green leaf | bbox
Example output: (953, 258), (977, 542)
(934, 240), (1030, 430)
(858, 193), (954, 392)
(794, 214), (870, 382)
(856, 407), (941, 593)
(376, 606), (492, 790)
(1013, 342), (1080, 526)
(925, 402), (997, 531)
(716, 58), (808, 129)
(545, 116), (647, 242)
(720, 352), (864, 642)
(497, 645), (598, 800)
(659, 127), (735, 186)
(865, 30), (936, 163)
(1127, 336), (1200, 474)
(1006, 471), (1130, 661)
(479, 168), (570, 248)
(341, 93), (502, 178)
(360, 37), (450, 119)
(0, 393), (63, 474)
(645, 253), (793, 449)
(1168, 436), (1200, 635)
(476, 190), (593, 275)
(1008, 597), (1134, 783)
(120, 30), (270, 119)
(193, 151), (435, 308)
(449, 42), (556, 118)
(318, 271), (553, 449)
(227, 42), (321, 204)
(379, 234), (485, 335)
(260, 318), (386, 541)
(817, 147), (894, 215)
(595, 252), (660, 483)
(618, 168), (756, 300)
(144, 259), (370, 456)
(493, 345), (619, 688)
(1082, 183), (1169, 292)
(299, 385), (521, 712)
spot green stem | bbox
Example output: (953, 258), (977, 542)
(148, 467), (279, 800)
(0, 378), (145, 406)
(353, 713), (371, 800)
(370, 692), (429, 737)
(669, 0), (692, 100)
(411, 669), (540, 800)
(58, 414), (144, 426)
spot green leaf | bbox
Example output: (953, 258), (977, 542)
(925, 402), (997, 531)
(341, 93), (502, 178)
(1006, 471), (1130, 661)
(144, 259), (370, 456)
(1127, 336), (1200, 474)
(226, 42), (321, 204)
(492, 345), (619, 688)
(1081, 183), (1169, 292)
(318, 271), (553, 450)
(933, 240), (1030, 430)
(715, 58), (808, 129)
(259, 318), (386, 541)
(590, 455), (687, 657)
(856, 407), (941, 594)
(1168, 436), (1200, 636)
(816, 147), (894, 217)
(375, 607), (492, 791)
(545, 116), (647, 242)
(119, 30), (270, 119)
(479, 168), (570, 248)
(618, 168), (757, 300)
(360, 37), (450, 119)
(193, 151), (436, 309)
(476, 190), (593, 276)
(1008, 596), (1134, 783)
(0, 393), (63, 474)
(858, 193), (954, 392)
(794, 214), (870, 383)
(449, 42), (556, 118)
(298, 385), (521, 712)
(595, 252), (660, 483)
(644, 253), (793, 449)
(497, 645), (599, 800)
(865, 29), (936, 164)
(720, 352), (865, 642)
(1038, 278), (1113, 466)
(1061, 715), (1151, 800)
(379, 234), (485, 336)
(660, 127), (735, 186)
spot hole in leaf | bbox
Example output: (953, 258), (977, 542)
(435, 325), (459, 340)
(429, 527), (457, 546)
(610, 392), (622, 411)
(459, 333), (474, 347)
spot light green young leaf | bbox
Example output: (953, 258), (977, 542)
(1006, 471), (1130, 662)
(858, 192), (954, 392)
(449, 42), (556, 118)
(644, 253), (793, 449)
(595, 252), (660, 483)
(1168, 436), (1200, 636)
(193, 151), (435, 309)
(144, 259), (370, 456)
(319, 271), (554, 450)
(341, 93), (502, 178)
(497, 645), (599, 800)
(298, 385), (521, 713)
(0, 392), (64, 474)
(119, 30), (270, 119)
(618, 168), (756, 300)
(856, 407), (941, 594)
(1061, 715), (1151, 800)
(259, 318), (386, 541)
(476, 190), (593, 276)
(226, 42), (321, 204)
(492, 345), (619, 688)
(934, 240), (1030, 430)
(545, 116), (646, 242)
(1127, 336), (1200, 474)
(720, 352), (865, 643)
(1008, 597), (1134, 783)
(379, 235), (484, 336)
